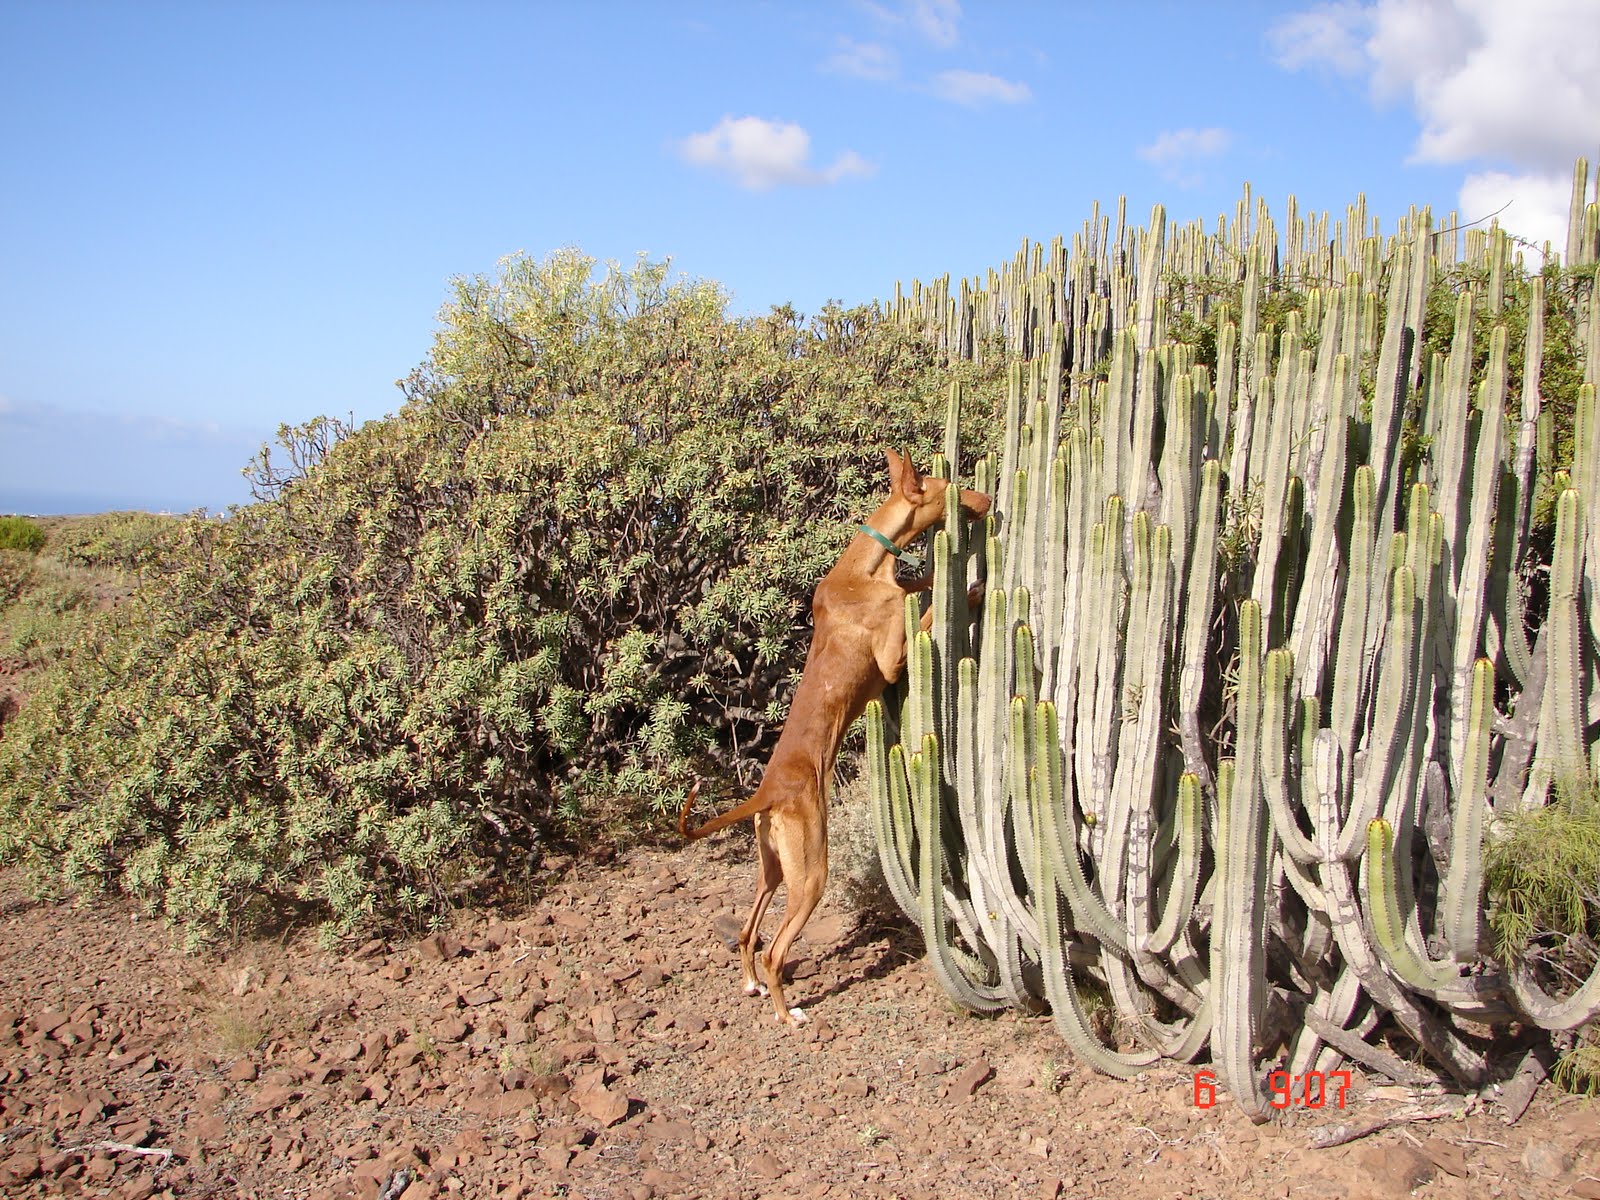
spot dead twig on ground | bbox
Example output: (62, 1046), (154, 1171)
(63, 1140), (174, 1168)
(1309, 1103), (1468, 1149)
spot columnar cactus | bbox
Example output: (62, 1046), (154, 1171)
(870, 161), (1600, 1109)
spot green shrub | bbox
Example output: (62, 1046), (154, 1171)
(5, 593), (94, 669)
(0, 555), (98, 665)
(0, 516), (46, 554)
(0, 550), (35, 609)
(0, 251), (1003, 944)
(49, 511), (176, 571)
(1486, 780), (1600, 1093)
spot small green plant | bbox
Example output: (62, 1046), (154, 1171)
(498, 1039), (558, 1078)
(1553, 1041), (1600, 1095)
(0, 516), (45, 554)
(414, 1031), (441, 1068)
(212, 1008), (269, 1056)
(1485, 781), (1600, 964)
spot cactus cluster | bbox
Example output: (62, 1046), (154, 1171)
(868, 159), (1600, 1118)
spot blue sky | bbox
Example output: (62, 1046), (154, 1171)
(2, 0), (1596, 514)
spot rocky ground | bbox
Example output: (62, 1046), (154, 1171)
(1, 840), (1597, 1200)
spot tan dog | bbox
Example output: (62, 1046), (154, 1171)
(679, 450), (991, 1024)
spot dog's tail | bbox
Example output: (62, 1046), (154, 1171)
(678, 779), (776, 841)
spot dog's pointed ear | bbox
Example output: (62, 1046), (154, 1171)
(896, 447), (925, 499)
(885, 449), (904, 488)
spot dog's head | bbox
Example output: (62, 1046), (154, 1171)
(886, 449), (991, 537)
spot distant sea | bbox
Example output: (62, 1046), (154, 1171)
(0, 485), (241, 517)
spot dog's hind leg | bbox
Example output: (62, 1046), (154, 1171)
(761, 812), (827, 1025)
(736, 816), (782, 997)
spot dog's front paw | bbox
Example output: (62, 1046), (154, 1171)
(775, 1007), (808, 1025)
(744, 981), (770, 998)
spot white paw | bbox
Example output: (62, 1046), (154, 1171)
(744, 981), (769, 997)
(787, 1007), (808, 1024)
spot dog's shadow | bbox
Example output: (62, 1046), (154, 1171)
(788, 912), (923, 1006)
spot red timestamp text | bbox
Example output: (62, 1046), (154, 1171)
(1191, 1068), (1352, 1109)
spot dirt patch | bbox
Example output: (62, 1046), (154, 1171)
(1, 845), (1595, 1200)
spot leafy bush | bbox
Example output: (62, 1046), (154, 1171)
(49, 511), (177, 571)
(0, 516), (46, 554)
(0, 550), (35, 609)
(1486, 780), (1600, 1093)
(4, 569), (96, 668)
(0, 251), (1001, 944)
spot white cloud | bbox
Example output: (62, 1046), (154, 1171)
(825, 37), (900, 82)
(1267, 1), (1370, 73)
(1138, 127), (1233, 186)
(867, 0), (961, 47)
(907, 0), (961, 47)
(1270, 0), (1600, 253)
(679, 116), (875, 191)
(1458, 170), (1576, 255)
(870, 0), (966, 47)
(1272, 1), (1600, 170)
(931, 69), (1031, 106)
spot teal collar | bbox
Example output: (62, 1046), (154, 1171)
(859, 524), (924, 572)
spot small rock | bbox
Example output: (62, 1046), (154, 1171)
(1420, 1137), (1469, 1178)
(1521, 1140), (1571, 1179)
(506, 995), (545, 1022)
(641, 1120), (695, 1144)
(570, 1066), (629, 1127)
(802, 914), (850, 945)
(31, 1011), (70, 1036)
(1357, 1144), (1434, 1195)
(952, 1059), (995, 1099)
(804, 1017), (836, 1043)
(227, 1061), (258, 1083)
(249, 1085), (299, 1115)
(539, 1146), (572, 1172)
(1, 1155), (41, 1183)
(111, 1118), (154, 1147)
(188, 1114), (228, 1141)
(434, 1017), (469, 1043)
(911, 1053), (943, 1077)
(84, 1155), (116, 1183)
(748, 1151), (786, 1180)
(417, 934), (463, 962)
